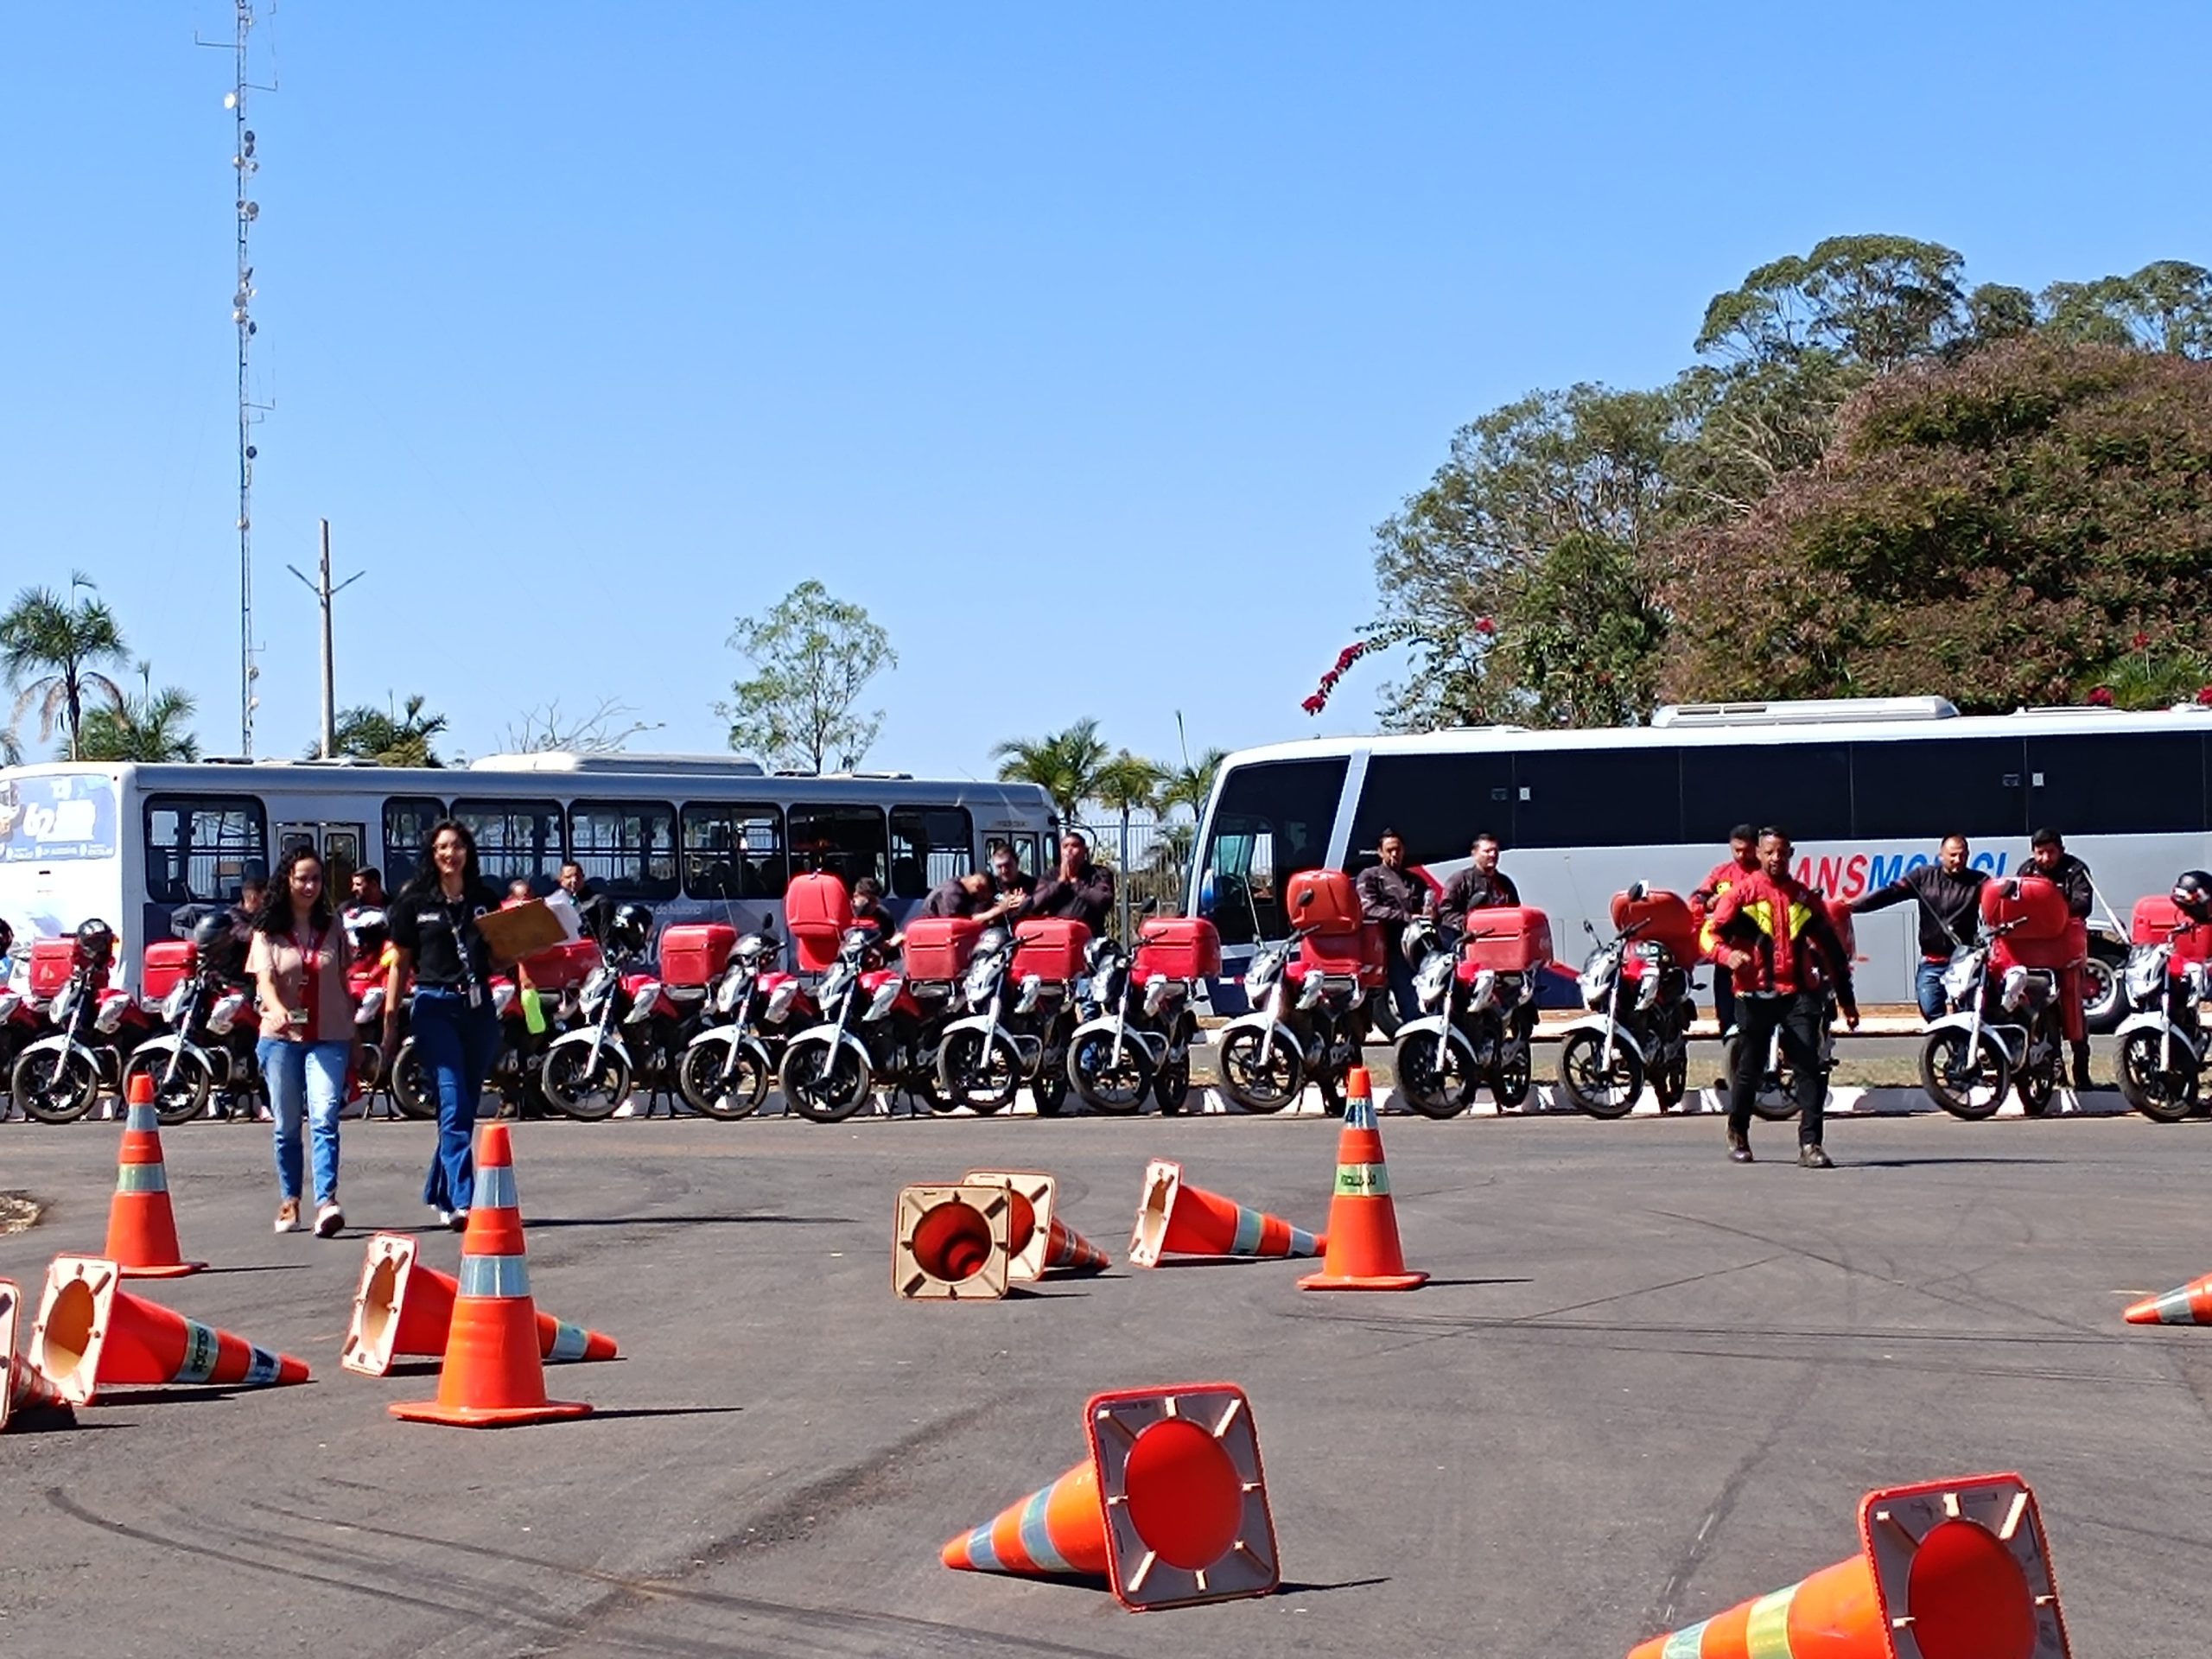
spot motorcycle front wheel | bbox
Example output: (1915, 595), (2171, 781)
(540, 1043), (632, 1122)
(11, 1046), (99, 1125)
(1394, 1033), (1473, 1119)
(779, 1036), (873, 1123)
(1556, 1031), (1643, 1120)
(1919, 1030), (2010, 1120)
(1216, 1026), (1303, 1114)
(2118, 1029), (2198, 1123)
(122, 1047), (213, 1128)
(936, 1027), (1021, 1115)
(2017, 1056), (2058, 1117)
(1491, 1043), (1532, 1110)
(1067, 1031), (1154, 1115)
(677, 1039), (769, 1121)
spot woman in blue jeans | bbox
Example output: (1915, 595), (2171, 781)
(382, 821), (505, 1230)
(248, 847), (359, 1236)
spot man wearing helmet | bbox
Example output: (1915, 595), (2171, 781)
(2172, 871), (2212, 966)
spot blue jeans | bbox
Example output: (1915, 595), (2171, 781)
(258, 1038), (348, 1205)
(1383, 929), (1421, 1023)
(1916, 959), (1949, 1022)
(410, 989), (500, 1214)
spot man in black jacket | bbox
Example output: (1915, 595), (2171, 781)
(1849, 835), (1986, 1021)
(1027, 831), (1116, 935)
(2030, 826), (2097, 1088)
(1435, 833), (1520, 941)
(1356, 830), (1427, 1021)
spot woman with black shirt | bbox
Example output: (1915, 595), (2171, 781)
(383, 821), (505, 1230)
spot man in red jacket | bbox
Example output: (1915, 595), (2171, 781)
(1693, 823), (1758, 1036)
(1708, 827), (1861, 1168)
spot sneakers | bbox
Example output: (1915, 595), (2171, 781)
(1798, 1144), (1834, 1170)
(434, 1207), (454, 1229)
(274, 1198), (302, 1234)
(314, 1200), (345, 1238)
(1726, 1134), (1754, 1165)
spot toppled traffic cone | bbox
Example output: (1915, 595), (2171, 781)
(942, 1382), (1280, 1611)
(1127, 1160), (1321, 1268)
(389, 1124), (590, 1427)
(894, 1184), (1012, 1300)
(1040, 1215), (1111, 1275)
(1300, 1066), (1427, 1292)
(104, 1072), (206, 1279)
(32, 1255), (309, 1404)
(1626, 1472), (2070, 1659)
(963, 1169), (1058, 1282)
(341, 1231), (619, 1376)
(0, 1277), (72, 1431)
(2124, 1272), (2212, 1326)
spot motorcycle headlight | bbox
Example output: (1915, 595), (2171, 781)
(94, 994), (127, 1033)
(1465, 968), (1498, 1012)
(2188, 962), (2212, 1002)
(865, 977), (902, 1021)
(765, 981), (799, 1022)
(2001, 963), (2031, 1012)
(1141, 977), (1172, 1017)
(2126, 946), (2171, 1004)
(162, 982), (190, 1023)
(494, 982), (518, 1016)
(1414, 954), (1454, 1005)
(962, 956), (998, 1007)
(1577, 965), (1606, 1009)
(1244, 948), (1284, 999)
(821, 962), (855, 1005)
(359, 986), (386, 1020)
(0, 992), (17, 1021)
(207, 992), (246, 1035)
(622, 980), (660, 1022)
(715, 969), (749, 1014)
(52, 984), (77, 1021)
(1636, 969), (1660, 1010)
(582, 965), (615, 1012)
(1941, 953), (1980, 1001)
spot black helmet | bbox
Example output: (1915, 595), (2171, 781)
(607, 902), (653, 955)
(74, 917), (116, 965)
(191, 911), (233, 951)
(0, 916), (12, 957)
(2175, 871), (2212, 919)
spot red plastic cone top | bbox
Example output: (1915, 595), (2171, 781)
(1127, 1160), (1322, 1268)
(2124, 1272), (2212, 1326)
(340, 1231), (619, 1376)
(1300, 1067), (1427, 1292)
(389, 1123), (592, 1427)
(942, 1382), (1281, 1611)
(104, 1072), (206, 1278)
(1625, 1472), (2071, 1659)
(0, 1276), (73, 1431)
(31, 1256), (309, 1405)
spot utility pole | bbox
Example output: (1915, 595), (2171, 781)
(289, 520), (364, 759)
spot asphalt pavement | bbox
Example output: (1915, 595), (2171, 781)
(2, 1107), (2208, 1656)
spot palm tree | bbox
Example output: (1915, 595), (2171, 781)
(329, 693), (448, 767)
(77, 684), (200, 762)
(1158, 747), (1227, 820)
(1, 574), (128, 761)
(992, 718), (1109, 821)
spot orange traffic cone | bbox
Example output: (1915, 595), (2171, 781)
(31, 1255), (309, 1404)
(1626, 1472), (2070, 1659)
(1127, 1160), (1322, 1268)
(340, 1231), (619, 1376)
(941, 1382), (1280, 1611)
(0, 1277), (72, 1431)
(389, 1124), (590, 1427)
(963, 1169), (1111, 1278)
(104, 1072), (206, 1278)
(2124, 1272), (2212, 1325)
(1299, 1067), (1426, 1292)
(894, 1183), (1013, 1300)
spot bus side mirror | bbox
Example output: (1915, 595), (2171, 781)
(1627, 880), (1649, 903)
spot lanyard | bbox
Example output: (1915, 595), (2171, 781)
(291, 921), (327, 1037)
(443, 893), (480, 995)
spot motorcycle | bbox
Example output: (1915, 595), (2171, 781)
(0, 934), (39, 1103)
(10, 924), (155, 1124)
(539, 946), (672, 1121)
(1718, 897), (1854, 1123)
(122, 928), (258, 1127)
(1215, 870), (1379, 1116)
(1065, 917), (1219, 1115)
(779, 925), (933, 1122)
(936, 918), (1088, 1116)
(1918, 877), (2070, 1121)
(676, 929), (798, 1119)
(2113, 895), (2212, 1123)
(1391, 907), (1551, 1118)
(1555, 887), (1698, 1119)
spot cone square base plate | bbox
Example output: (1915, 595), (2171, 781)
(388, 1397), (593, 1428)
(1297, 1268), (1429, 1291)
(1087, 1382), (1280, 1611)
(962, 1169), (1056, 1282)
(1859, 1472), (2071, 1659)
(894, 1183), (1013, 1301)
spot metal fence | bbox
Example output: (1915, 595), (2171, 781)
(1072, 813), (1197, 937)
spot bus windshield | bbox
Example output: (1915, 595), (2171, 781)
(1195, 757), (1345, 946)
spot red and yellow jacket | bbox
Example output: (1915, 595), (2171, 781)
(1708, 869), (1858, 1016)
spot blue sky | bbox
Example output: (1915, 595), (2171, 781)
(4, 3), (2208, 779)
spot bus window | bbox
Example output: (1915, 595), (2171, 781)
(1681, 743), (1852, 845)
(890, 806), (973, 898)
(1514, 749), (1681, 849)
(569, 800), (679, 902)
(1197, 757), (1347, 945)
(2027, 733), (2208, 836)
(451, 798), (565, 889)
(144, 795), (268, 905)
(1346, 753), (1512, 871)
(1852, 739), (2025, 841)
(789, 805), (887, 889)
(382, 797), (447, 893)
(682, 803), (789, 900)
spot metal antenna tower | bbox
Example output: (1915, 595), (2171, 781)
(200, 2), (272, 757)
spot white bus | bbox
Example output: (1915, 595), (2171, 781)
(1187, 697), (2212, 1008)
(0, 753), (1056, 991)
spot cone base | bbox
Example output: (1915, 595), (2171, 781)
(389, 1397), (592, 1427)
(1297, 1269), (1428, 1292)
(115, 1262), (207, 1281)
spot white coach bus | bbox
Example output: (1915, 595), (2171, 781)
(0, 753), (1056, 990)
(1188, 697), (2212, 1008)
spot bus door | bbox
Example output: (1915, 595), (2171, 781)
(275, 822), (365, 899)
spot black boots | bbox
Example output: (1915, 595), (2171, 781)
(2071, 1043), (2094, 1091)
